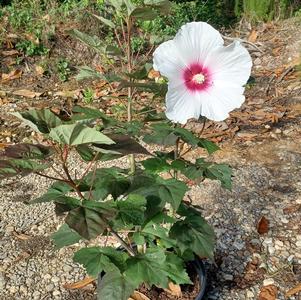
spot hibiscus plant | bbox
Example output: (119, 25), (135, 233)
(0, 1), (251, 299)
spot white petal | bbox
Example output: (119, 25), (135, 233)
(165, 84), (201, 124)
(205, 41), (252, 87)
(153, 40), (186, 79)
(173, 22), (224, 65)
(198, 83), (245, 121)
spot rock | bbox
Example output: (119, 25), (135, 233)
(19, 285), (27, 294)
(0, 273), (6, 290)
(263, 238), (273, 245)
(259, 284), (277, 300)
(51, 276), (60, 283)
(275, 128), (281, 134)
(280, 217), (289, 224)
(263, 278), (275, 286)
(254, 58), (261, 65)
(246, 290), (255, 298)
(222, 273), (234, 281)
(5, 225), (14, 233)
(52, 290), (61, 296)
(9, 286), (17, 294)
(296, 240), (301, 248)
(46, 283), (54, 292)
(63, 265), (73, 272)
(233, 241), (245, 250)
(32, 291), (40, 299)
(274, 240), (284, 249)
(268, 246), (275, 255)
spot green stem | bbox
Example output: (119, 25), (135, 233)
(126, 16), (135, 175)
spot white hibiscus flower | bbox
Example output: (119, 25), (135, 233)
(153, 22), (252, 124)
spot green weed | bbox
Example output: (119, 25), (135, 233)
(57, 58), (71, 82)
(83, 87), (94, 104)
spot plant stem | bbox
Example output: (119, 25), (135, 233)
(174, 137), (180, 180)
(34, 172), (68, 183)
(108, 226), (136, 256)
(126, 16), (135, 174)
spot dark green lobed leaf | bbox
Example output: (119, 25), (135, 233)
(0, 143), (54, 160)
(51, 223), (82, 249)
(12, 109), (62, 134)
(74, 246), (129, 278)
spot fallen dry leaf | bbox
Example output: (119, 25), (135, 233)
(165, 282), (182, 297)
(248, 29), (258, 43)
(285, 282), (301, 298)
(0, 90), (6, 97)
(12, 231), (31, 240)
(2, 50), (19, 56)
(259, 284), (278, 300)
(148, 69), (160, 79)
(130, 291), (150, 300)
(1, 69), (22, 82)
(257, 216), (269, 235)
(13, 89), (42, 98)
(54, 90), (81, 98)
(35, 65), (45, 76)
(283, 204), (301, 214)
(14, 251), (31, 263)
(63, 276), (95, 290)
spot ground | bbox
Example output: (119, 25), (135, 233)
(0, 17), (301, 300)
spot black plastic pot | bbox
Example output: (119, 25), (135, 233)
(194, 258), (207, 300)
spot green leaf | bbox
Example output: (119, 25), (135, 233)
(49, 123), (114, 146)
(143, 123), (177, 146)
(69, 29), (103, 53)
(196, 159), (232, 190)
(97, 269), (137, 300)
(142, 218), (176, 248)
(94, 134), (150, 156)
(126, 63), (152, 80)
(141, 157), (171, 173)
(173, 127), (199, 146)
(74, 246), (128, 277)
(51, 223), (82, 249)
(119, 81), (167, 97)
(131, 7), (158, 20)
(124, 0), (136, 16)
(76, 66), (103, 81)
(132, 232), (145, 245)
(169, 210), (215, 259)
(157, 177), (188, 210)
(86, 167), (130, 200)
(144, 0), (172, 14)
(107, 0), (124, 10)
(198, 139), (220, 154)
(76, 144), (122, 162)
(92, 14), (116, 29)
(29, 181), (72, 203)
(116, 194), (146, 226)
(125, 247), (169, 287)
(72, 106), (117, 127)
(0, 143), (54, 160)
(66, 201), (116, 240)
(12, 109), (62, 134)
(105, 45), (122, 56)
(164, 253), (192, 284)
(0, 159), (48, 180)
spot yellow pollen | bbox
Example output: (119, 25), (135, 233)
(192, 73), (205, 84)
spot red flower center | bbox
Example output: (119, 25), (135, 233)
(183, 63), (212, 92)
